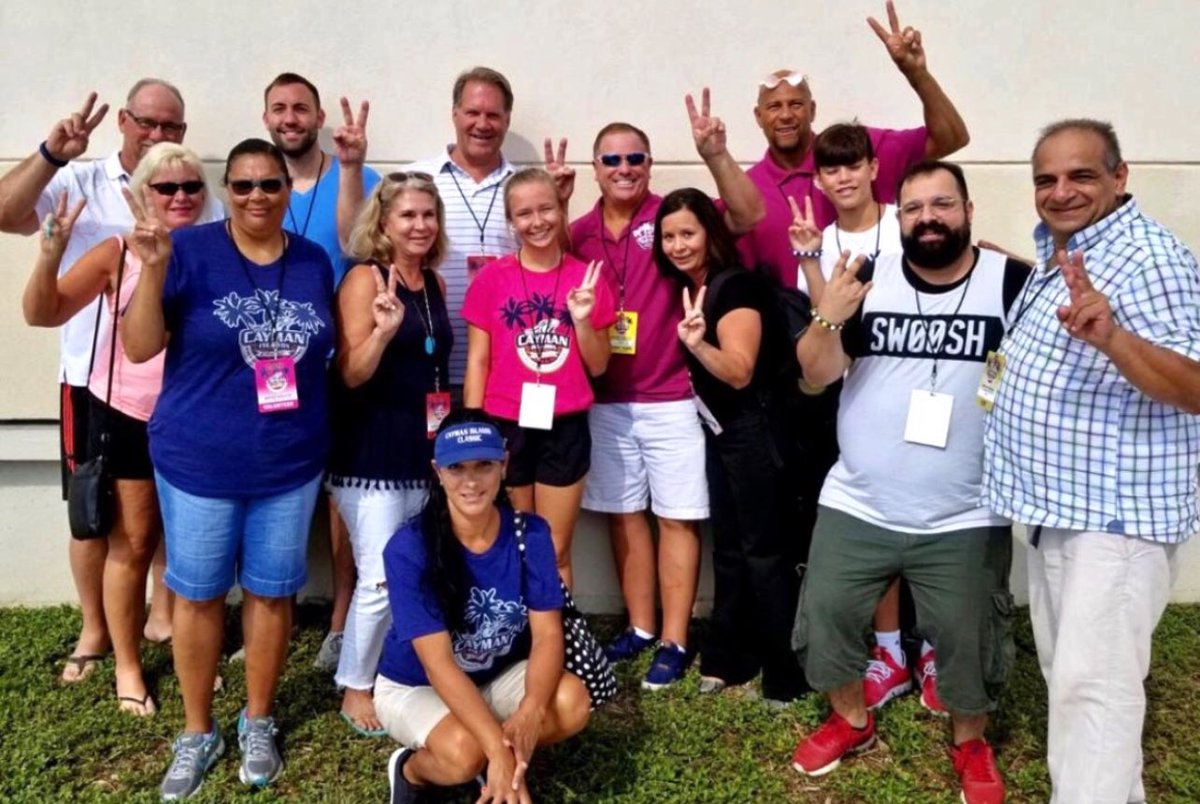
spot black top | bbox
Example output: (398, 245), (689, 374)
(327, 264), (454, 487)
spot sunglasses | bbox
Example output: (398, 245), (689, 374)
(387, 171), (434, 182)
(759, 71), (808, 90)
(148, 180), (205, 197)
(226, 177), (288, 196)
(596, 152), (649, 168)
(123, 110), (186, 137)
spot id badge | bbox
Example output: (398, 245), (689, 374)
(255, 356), (300, 413)
(466, 254), (498, 286)
(903, 389), (953, 448)
(609, 310), (638, 355)
(693, 395), (723, 436)
(426, 391), (452, 438)
(976, 351), (1007, 412)
(518, 382), (556, 430)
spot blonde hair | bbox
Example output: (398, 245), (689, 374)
(128, 142), (218, 223)
(503, 168), (569, 252)
(347, 173), (448, 269)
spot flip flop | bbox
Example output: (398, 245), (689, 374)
(60, 653), (107, 684)
(340, 710), (388, 738)
(118, 692), (157, 717)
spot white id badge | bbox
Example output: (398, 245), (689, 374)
(519, 382), (556, 430)
(903, 389), (953, 448)
(693, 395), (723, 435)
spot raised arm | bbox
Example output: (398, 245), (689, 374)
(795, 252), (870, 388)
(686, 89), (765, 235)
(22, 193), (112, 326)
(119, 188), (173, 363)
(333, 97), (370, 252)
(334, 262), (405, 387)
(677, 285), (761, 390)
(867, 1), (969, 158)
(0, 93), (109, 234)
(566, 260), (611, 376)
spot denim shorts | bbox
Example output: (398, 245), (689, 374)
(157, 470), (322, 601)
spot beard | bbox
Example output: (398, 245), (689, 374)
(270, 127), (318, 160)
(901, 220), (972, 270)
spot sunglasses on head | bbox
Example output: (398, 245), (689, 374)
(596, 152), (649, 168)
(148, 180), (205, 197)
(387, 171), (434, 182)
(226, 177), (288, 196)
(759, 71), (808, 90)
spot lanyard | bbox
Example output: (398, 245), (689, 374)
(516, 250), (564, 381)
(1005, 262), (1060, 336)
(598, 218), (634, 311)
(834, 202), (883, 263)
(227, 222), (289, 355)
(912, 260), (974, 391)
(447, 167), (502, 251)
(393, 266), (441, 392)
(286, 151), (324, 238)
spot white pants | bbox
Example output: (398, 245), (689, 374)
(1027, 527), (1179, 804)
(330, 483), (428, 691)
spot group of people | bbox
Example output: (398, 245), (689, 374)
(5, 3), (1198, 803)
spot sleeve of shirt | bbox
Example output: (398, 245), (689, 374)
(34, 167), (75, 220)
(520, 515), (565, 612)
(460, 266), (493, 331)
(877, 126), (928, 165)
(383, 525), (450, 642)
(1115, 246), (1200, 362)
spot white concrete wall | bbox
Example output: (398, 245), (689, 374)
(1, 0), (1198, 605)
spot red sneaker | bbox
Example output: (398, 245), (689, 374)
(863, 645), (912, 710)
(951, 739), (1005, 804)
(914, 648), (948, 716)
(791, 711), (876, 776)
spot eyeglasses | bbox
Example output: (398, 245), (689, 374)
(148, 180), (205, 197)
(759, 71), (808, 90)
(226, 177), (289, 196)
(386, 171), (434, 182)
(899, 197), (962, 218)
(123, 110), (186, 137)
(596, 152), (649, 168)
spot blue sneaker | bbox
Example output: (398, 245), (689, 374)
(160, 725), (224, 800)
(237, 710), (282, 787)
(641, 642), (690, 690)
(604, 628), (656, 663)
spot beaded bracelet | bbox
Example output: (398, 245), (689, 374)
(792, 248), (822, 259)
(39, 141), (68, 169)
(810, 308), (845, 332)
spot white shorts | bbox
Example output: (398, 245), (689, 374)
(374, 660), (529, 748)
(582, 400), (708, 519)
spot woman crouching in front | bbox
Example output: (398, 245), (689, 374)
(377, 411), (590, 804)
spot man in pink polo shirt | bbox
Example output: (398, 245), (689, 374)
(568, 89), (764, 690)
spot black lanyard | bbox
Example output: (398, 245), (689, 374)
(516, 250), (564, 379)
(834, 202), (883, 263)
(1005, 261), (1060, 336)
(227, 222), (288, 354)
(447, 166), (502, 251)
(912, 259), (975, 391)
(598, 213), (635, 311)
(286, 151), (324, 238)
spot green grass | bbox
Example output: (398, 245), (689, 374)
(1, 604), (1198, 802)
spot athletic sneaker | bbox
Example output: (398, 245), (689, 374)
(791, 711), (876, 776)
(604, 628), (655, 663)
(160, 726), (225, 800)
(388, 748), (422, 804)
(313, 631), (344, 673)
(237, 710), (282, 787)
(914, 648), (948, 716)
(641, 642), (690, 690)
(951, 739), (1005, 804)
(863, 644), (913, 710)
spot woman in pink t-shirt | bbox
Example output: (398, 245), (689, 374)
(463, 168), (616, 587)
(22, 143), (217, 713)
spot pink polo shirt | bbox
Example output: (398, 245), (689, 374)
(463, 252), (617, 420)
(738, 125), (926, 289)
(569, 195), (692, 404)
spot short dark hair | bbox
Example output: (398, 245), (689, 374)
(814, 123), (875, 170)
(223, 138), (290, 185)
(591, 122), (652, 156)
(263, 72), (321, 110)
(898, 160), (969, 203)
(1033, 118), (1123, 173)
(452, 67), (514, 112)
(653, 188), (743, 287)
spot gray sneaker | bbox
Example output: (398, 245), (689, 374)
(237, 711), (282, 787)
(160, 726), (225, 800)
(313, 631), (343, 673)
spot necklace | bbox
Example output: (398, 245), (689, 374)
(394, 265), (436, 356)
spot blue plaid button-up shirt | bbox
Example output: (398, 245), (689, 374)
(982, 197), (1200, 543)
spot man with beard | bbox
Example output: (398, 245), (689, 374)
(262, 73), (381, 680)
(789, 161), (1027, 804)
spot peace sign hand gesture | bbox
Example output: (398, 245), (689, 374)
(685, 88), (727, 160)
(373, 264), (406, 339)
(1055, 249), (1116, 349)
(45, 92), (109, 163)
(543, 137), (575, 204)
(333, 97), (370, 166)
(867, 1), (927, 78)
(817, 250), (872, 325)
(787, 195), (823, 254)
(122, 186), (172, 271)
(39, 192), (86, 258)
(677, 285), (708, 349)
(567, 260), (602, 323)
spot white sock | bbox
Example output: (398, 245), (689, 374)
(875, 631), (905, 667)
(920, 640), (934, 657)
(631, 625), (655, 641)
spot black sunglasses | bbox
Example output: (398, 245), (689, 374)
(148, 180), (205, 197)
(596, 152), (649, 168)
(387, 171), (434, 182)
(226, 177), (288, 196)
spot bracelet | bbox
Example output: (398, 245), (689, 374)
(39, 141), (68, 169)
(792, 248), (822, 259)
(810, 308), (845, 332)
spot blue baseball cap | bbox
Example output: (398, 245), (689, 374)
(434, 421), (507, 466)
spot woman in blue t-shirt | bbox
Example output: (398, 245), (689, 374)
(123, 138), (335, 800)
(377, 411), (590, 804)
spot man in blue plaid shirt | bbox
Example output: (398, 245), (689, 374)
(982, 118), (1200, 804)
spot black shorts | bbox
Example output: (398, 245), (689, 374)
(59, 383), (91, 500)
(87, 394), (154, 480)
(498, 411), (591, 488)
